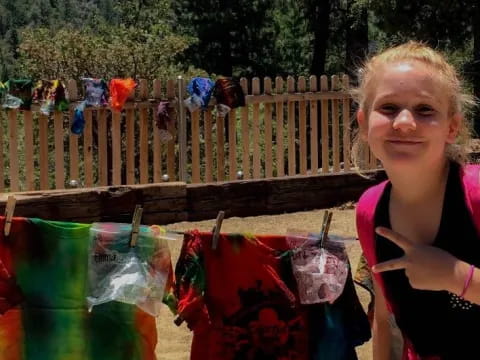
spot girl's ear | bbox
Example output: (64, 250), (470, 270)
(356, 109), (368, 141)
(446, 113), (462, 144)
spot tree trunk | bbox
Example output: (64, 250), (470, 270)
(345, 1), (369, 85)
(308, 0), (331, 76)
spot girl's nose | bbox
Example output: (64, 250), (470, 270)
(392, 109), (416, 131)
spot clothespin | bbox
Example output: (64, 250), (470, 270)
(4, 196), (16, 237)
(211, 211), (225, 250)
(129, 205), (143, 247)
(319, 210), (333, 247)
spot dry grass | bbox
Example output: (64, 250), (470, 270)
(155, 205), (372, 360)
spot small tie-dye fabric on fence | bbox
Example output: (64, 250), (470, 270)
(32, 80), (69, 115)
(2, 79), (33, 110)
(0, 217), (160, 360)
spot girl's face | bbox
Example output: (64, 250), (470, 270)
(357, 61), (461, 171)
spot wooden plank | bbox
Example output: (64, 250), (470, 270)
(7, 110), (19, 191)
(152, 79), (162, 182)
(228, 109), (237, 181)
(68, 109), (79, 185)
(298, 76), (307, 175)
(166, 80), (176, 180)
(54, 111), (65, 189)
(216, 114), (225, 181)
(287, 76), (296, 176)
(139, 79), (149, 184)
(331, 75), (340, 172)
(309, 76), (318, 174)
(67, 80), (79, 185)
(243, 91), (350, 104)
(83, 109), (93, 187)
(97, 109), (108, 186)
(264, 77), (273, 178)
(111, 111), (122, 185)
(24, 110), (35, 190)
(204, 110), (214, 182)
(39, 114), (49, 190)
(126, 108), (135, 185)
(240, 77), (250, 179)
(191, 110), (201, 183)
(320, 75), (329, 173)
(275, 77), (284, 177)
(252, 77), (261, 179)
(139, 107), (149, 184)
(342, 75), (351, 172)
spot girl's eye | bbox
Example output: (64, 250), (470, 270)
(416, 105), (435, 116)
(379, 104), (398, 114)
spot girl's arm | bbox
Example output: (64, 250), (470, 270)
(372, 279), (393, 360)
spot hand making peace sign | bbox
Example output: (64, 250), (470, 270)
(372, 227), (462, 293)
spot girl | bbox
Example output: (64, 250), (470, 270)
(354, 41), (480, 359)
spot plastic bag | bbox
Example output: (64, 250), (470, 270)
(87, 222), (173, 316)
(286, 229), (351, 304)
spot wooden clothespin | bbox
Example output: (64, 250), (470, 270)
(129, 205), (143, 247)
(4, 196), (16, 237)
(211, 211), (225, 250)
(319, 210), (333, 247)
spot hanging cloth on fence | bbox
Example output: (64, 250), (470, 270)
(70, 78), (109, 135)
(173, 230), (370, 360)
(184, 77), (215, 112)
(2, 79), (33, 110)
(155, 101), (175, 143)
(32, 80), (69, 115)
(109, 78), (136, 112)
(0, 217), (162, 360)
(213, 77), (245, 116)
(87, 222), (173, 317)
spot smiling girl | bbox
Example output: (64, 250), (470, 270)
(354, 41), (480, 359)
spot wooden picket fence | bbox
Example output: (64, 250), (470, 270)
(0, 75), (377, 193)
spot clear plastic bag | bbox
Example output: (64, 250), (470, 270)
(286, 229), (352, 305)
(87, 223), (174, 316)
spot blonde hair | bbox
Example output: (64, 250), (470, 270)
(351, 41), (476, 170)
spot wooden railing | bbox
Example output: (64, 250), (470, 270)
(0, 74), (377, 193)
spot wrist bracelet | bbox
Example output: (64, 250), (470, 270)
(460, 264), (475, 298)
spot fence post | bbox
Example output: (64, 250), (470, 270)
(177, 76), (188, 182)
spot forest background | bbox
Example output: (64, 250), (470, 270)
(1, 0), (480, 131)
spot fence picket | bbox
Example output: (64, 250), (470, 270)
(264, 77), (273, 178)
(240, 78), (250, 179)
(24, 110), (35, 190)
(287, 76), (296, 176)
(228, 109), (237, 181)
(111, 111), (122, 185)
(97, 109), (108, 186)
(342, 75), (351, 171)
(152, 79), (162, 183)
(167, 80), (176, 180)
(39, 114), (49, 190)
(83, 109), (93, 187)
(204, 110), (213, 182)
(7, 110), (19, 191)
(67, 80), (79, 184)
(216, 114), (225, 181)
(309, 76), (318, 174)
(54, 111), (65, 189)
(126, 108), (135, 184)
(252, 77), (261, 179)
(191, 110), (201, 183)
(298, 76), (307, 175)
(320, 76), (329, 173)
(331, 75), (340, 172)
(275, 77), (284, 177)
(139, 107), (149, 184)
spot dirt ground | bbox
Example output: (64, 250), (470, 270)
(155, 204), (372, 360)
